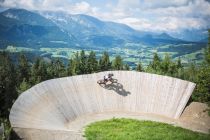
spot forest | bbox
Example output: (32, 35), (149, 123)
(0, 30), (210, 139)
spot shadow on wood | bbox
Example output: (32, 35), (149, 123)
(104, 82), (131, 96)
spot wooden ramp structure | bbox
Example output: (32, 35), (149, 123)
(9, 71), (196, 139)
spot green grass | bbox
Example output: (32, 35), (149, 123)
(84, 118), (210, 140)
(5, 45), (35, 52)
(3, 44), (206, 67)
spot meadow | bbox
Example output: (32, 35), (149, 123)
(1, 42), (206, 68)
(84, 118), (210, 140)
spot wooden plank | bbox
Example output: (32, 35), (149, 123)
(9, 71), (196, 139)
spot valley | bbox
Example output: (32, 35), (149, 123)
(0, 8), (208, 68)
(1, 42), (206, 68)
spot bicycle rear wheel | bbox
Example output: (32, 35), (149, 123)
(97, 79), (105, 84)
(110, 79), (118, 83)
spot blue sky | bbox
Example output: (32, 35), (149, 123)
(0, 0), (210, 33)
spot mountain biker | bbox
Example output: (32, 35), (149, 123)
(104, 73), (114, 83)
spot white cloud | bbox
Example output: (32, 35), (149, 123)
(117, 16), (208, 33)
(0, 0), (69, 11)
(153, 17), (207, 32)
(117, 0), (140, 8)
(117, 17), (152, 30)
(0, 0), (209, 33)
(142, 0), (210, 18)
(0, 0), (99, 15)
(73, 1), (91, 13)
(111, 0), (210, 32)
(140, 0), (191, 9)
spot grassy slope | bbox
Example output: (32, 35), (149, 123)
(84, 118), (210, 140)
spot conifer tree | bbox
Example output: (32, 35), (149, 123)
(17, 54), (30, 84)
(193, 29), (210, 103)
(52, 58), (66, 78)
(79, 50), (88, 74)
(67, 58), (77, 76)
(168, 62), (177, 76)
(74, 51), (81, 74)
(193, 66), (210, 102)
(205, 29), (210, 65)
(112, 55), (123, 70)
(17, 78), (31, 94)
(87, 51), (98, 73)
(0, 52), (17, 118)
(151, 52), (161, 71)
(30, 58), (48, 84)
(175, 57), (184, 78)
(124, 63), (130, 70)
(46, 61), (54, 79)
(177, 57), (183, 69)
(146, 53), (161, 73)
(136, 62), (143, 72)
(99, 51), (111, 71)
(161, 53), (171, 74)
(185, 62), (198, 82)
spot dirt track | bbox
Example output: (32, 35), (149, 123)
(179, 102), (210, 133)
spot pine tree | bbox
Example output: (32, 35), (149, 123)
(0, 52), (18, 118)
(193, 66), (210, 102)
(67, 51), (82, 75)
(30, 58), (40, 84)
(52, 58), (66, 78)
(193, 29), (210, 104)
(124, 63), (130, 70)
(67, 58), (77, 76)
(99, 51), (111, 71)
(146, 53), (161, 73)
(46, 61), (55, 79)
(151, 53), (161, 70)
(136, 62), (143, 72)
(87, 51), (98, 73)
(185, 62), (198, 82)
(168, 62), (177, 76)
(17, 78), (31, 94)
(17, 54), (30, 84)
(112, 55), (123, 70)
(204, 29), (210, 65)
(177, 57), (183, 69)
(161, 53), (171, 74)
(175, 57), (184, 78)
(78, 50), (87, 74)
(30, 58), (48, 84)
(74, 51), (81, 75)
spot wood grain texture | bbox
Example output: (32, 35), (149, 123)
(9, 71), (196, 139)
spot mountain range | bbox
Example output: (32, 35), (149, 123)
(0, 8), (208, 49)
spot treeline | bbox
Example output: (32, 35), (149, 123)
(1, 47), (209, 118)
(1, 32), (210, 139)
(0, 50), (135, 120)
